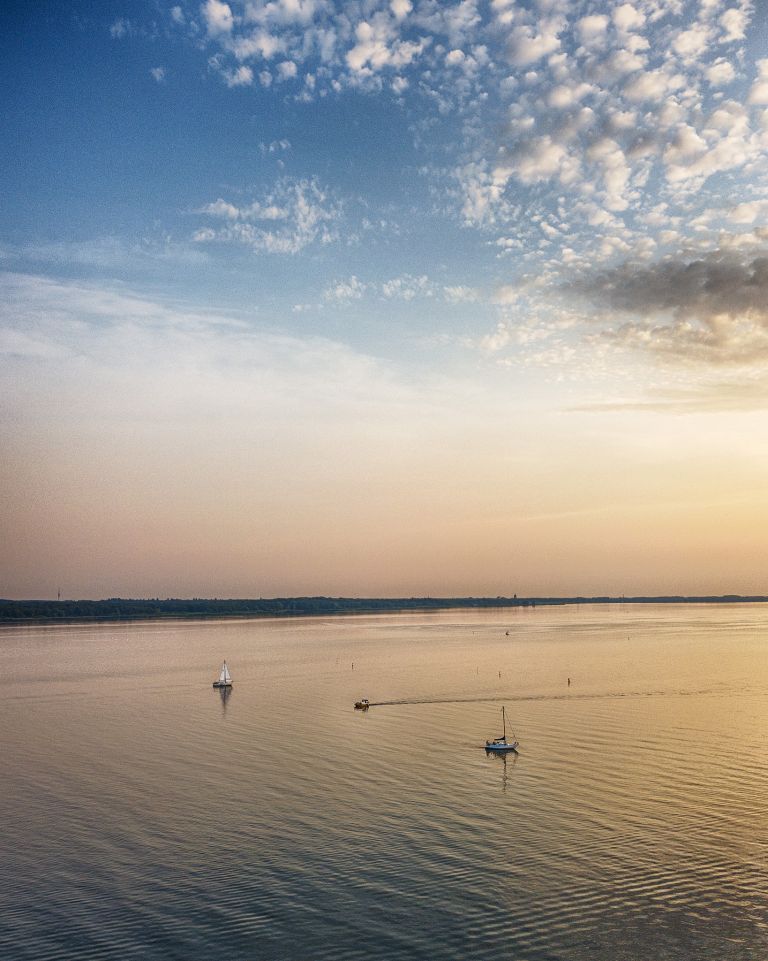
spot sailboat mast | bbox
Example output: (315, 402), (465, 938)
(502, 706), (506, 739)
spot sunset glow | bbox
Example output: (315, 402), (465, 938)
(3, 0), (768, 597)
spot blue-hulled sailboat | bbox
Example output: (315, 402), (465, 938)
(485, 706), (518, 752)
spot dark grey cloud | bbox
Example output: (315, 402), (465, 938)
(574, 252), (768, 318)
(567, 250), (768, 365)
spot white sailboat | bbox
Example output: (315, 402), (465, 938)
(485, 706), (518, 752)
(212, 660), (232, 688)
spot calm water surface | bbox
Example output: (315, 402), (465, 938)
(1, 603), (767, 960)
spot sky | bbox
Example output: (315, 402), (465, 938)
(2, 0), (768, 599)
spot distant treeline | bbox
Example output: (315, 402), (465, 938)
(0, 595), (766, 622)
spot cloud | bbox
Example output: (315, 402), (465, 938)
(507, 20), (562, 67)
(0, 272), (438, 461)
(346, 16), (427, 75)
(720, 5), (748, 42)
(727, 201), (768, 224)
(454, 162), (508, 226)
(194, 177), (343, 254)
(673, 22), (712, 63)
(0, 271), (508, 495)
(664, 101), (756, 184)
(570, 250), (768, 365)
(260, 138), (292, 154)
(112, 0), (767, 321)
(277, 60), (298, 80)
(8, 236), (209, 271)
(150, 66), (166, 83)
(199, 199), (242, 219)
(0, 272), (245, 369)
(577, 14), (609, 43)
(479, 321), (511, 352)
(245, 0), (320, 28)
(231, 30), (285, 60)
(613, 4), (645, 32)
(202, 0), (234, 36)
(109, 18), (132, 39)
(324, 276), (366, 302)
(320, 274), (482, 306)
(605, 48), (646, 76)
(623, 68), (682, 102)
(586, 137), (631, 211)
(495, 136), (571, 186)
(223, 64), (254, 86)
(443, 285), (480, 303)
(377, 274), (425, 299)
(391, 0), (412, 21)
(707, 58), (735, 86)
(747, 59), (768, 105)
(571, 378), (768, 414)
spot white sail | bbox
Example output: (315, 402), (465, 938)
(219, 661), (231, 683)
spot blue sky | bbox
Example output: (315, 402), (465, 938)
(4, 0), (768, 354)
(3, 0), (768, 597)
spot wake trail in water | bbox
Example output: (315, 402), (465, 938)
(366, 688), (725, 707)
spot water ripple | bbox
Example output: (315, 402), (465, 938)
(2, 606), (768, 960)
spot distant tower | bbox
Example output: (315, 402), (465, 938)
(57, 588), (61, 601)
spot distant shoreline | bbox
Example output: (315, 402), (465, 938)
(1, 595), (766, 624)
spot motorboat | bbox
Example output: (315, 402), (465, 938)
(354, 698), (370, 710)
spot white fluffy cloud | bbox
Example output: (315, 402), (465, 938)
(222, 64), (253, 86)
(346, 16), (427, 74)
(577, 14), (609, 42)
(391, 0), (412, 21)
(673, 23), (711, 62)
(321, 274), (482, 305)
(613, 4), (644, 32)
(194, 178), (342, 254)
(748, 59), (768, 105)
(623, 69), (680, 102)
(202, 0), (234, 36)
(720, 5), (748, 42)
(324, 276), (366, 302)
(277, 59), (298, 80)
(146, 0), (768, 339)
(508, 20), (562, 66)
(232, 30), (285, 60)
(707, 58), (735, 86)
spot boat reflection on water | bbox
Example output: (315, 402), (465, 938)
(217, 684), (232, 714)
(486, 746), (518, 792)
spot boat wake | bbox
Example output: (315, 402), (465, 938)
(364, 688), (721, 708)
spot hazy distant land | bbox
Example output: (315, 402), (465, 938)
(1, 595), (766, 622)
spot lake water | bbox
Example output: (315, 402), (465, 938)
(1, 603), (767, 960)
